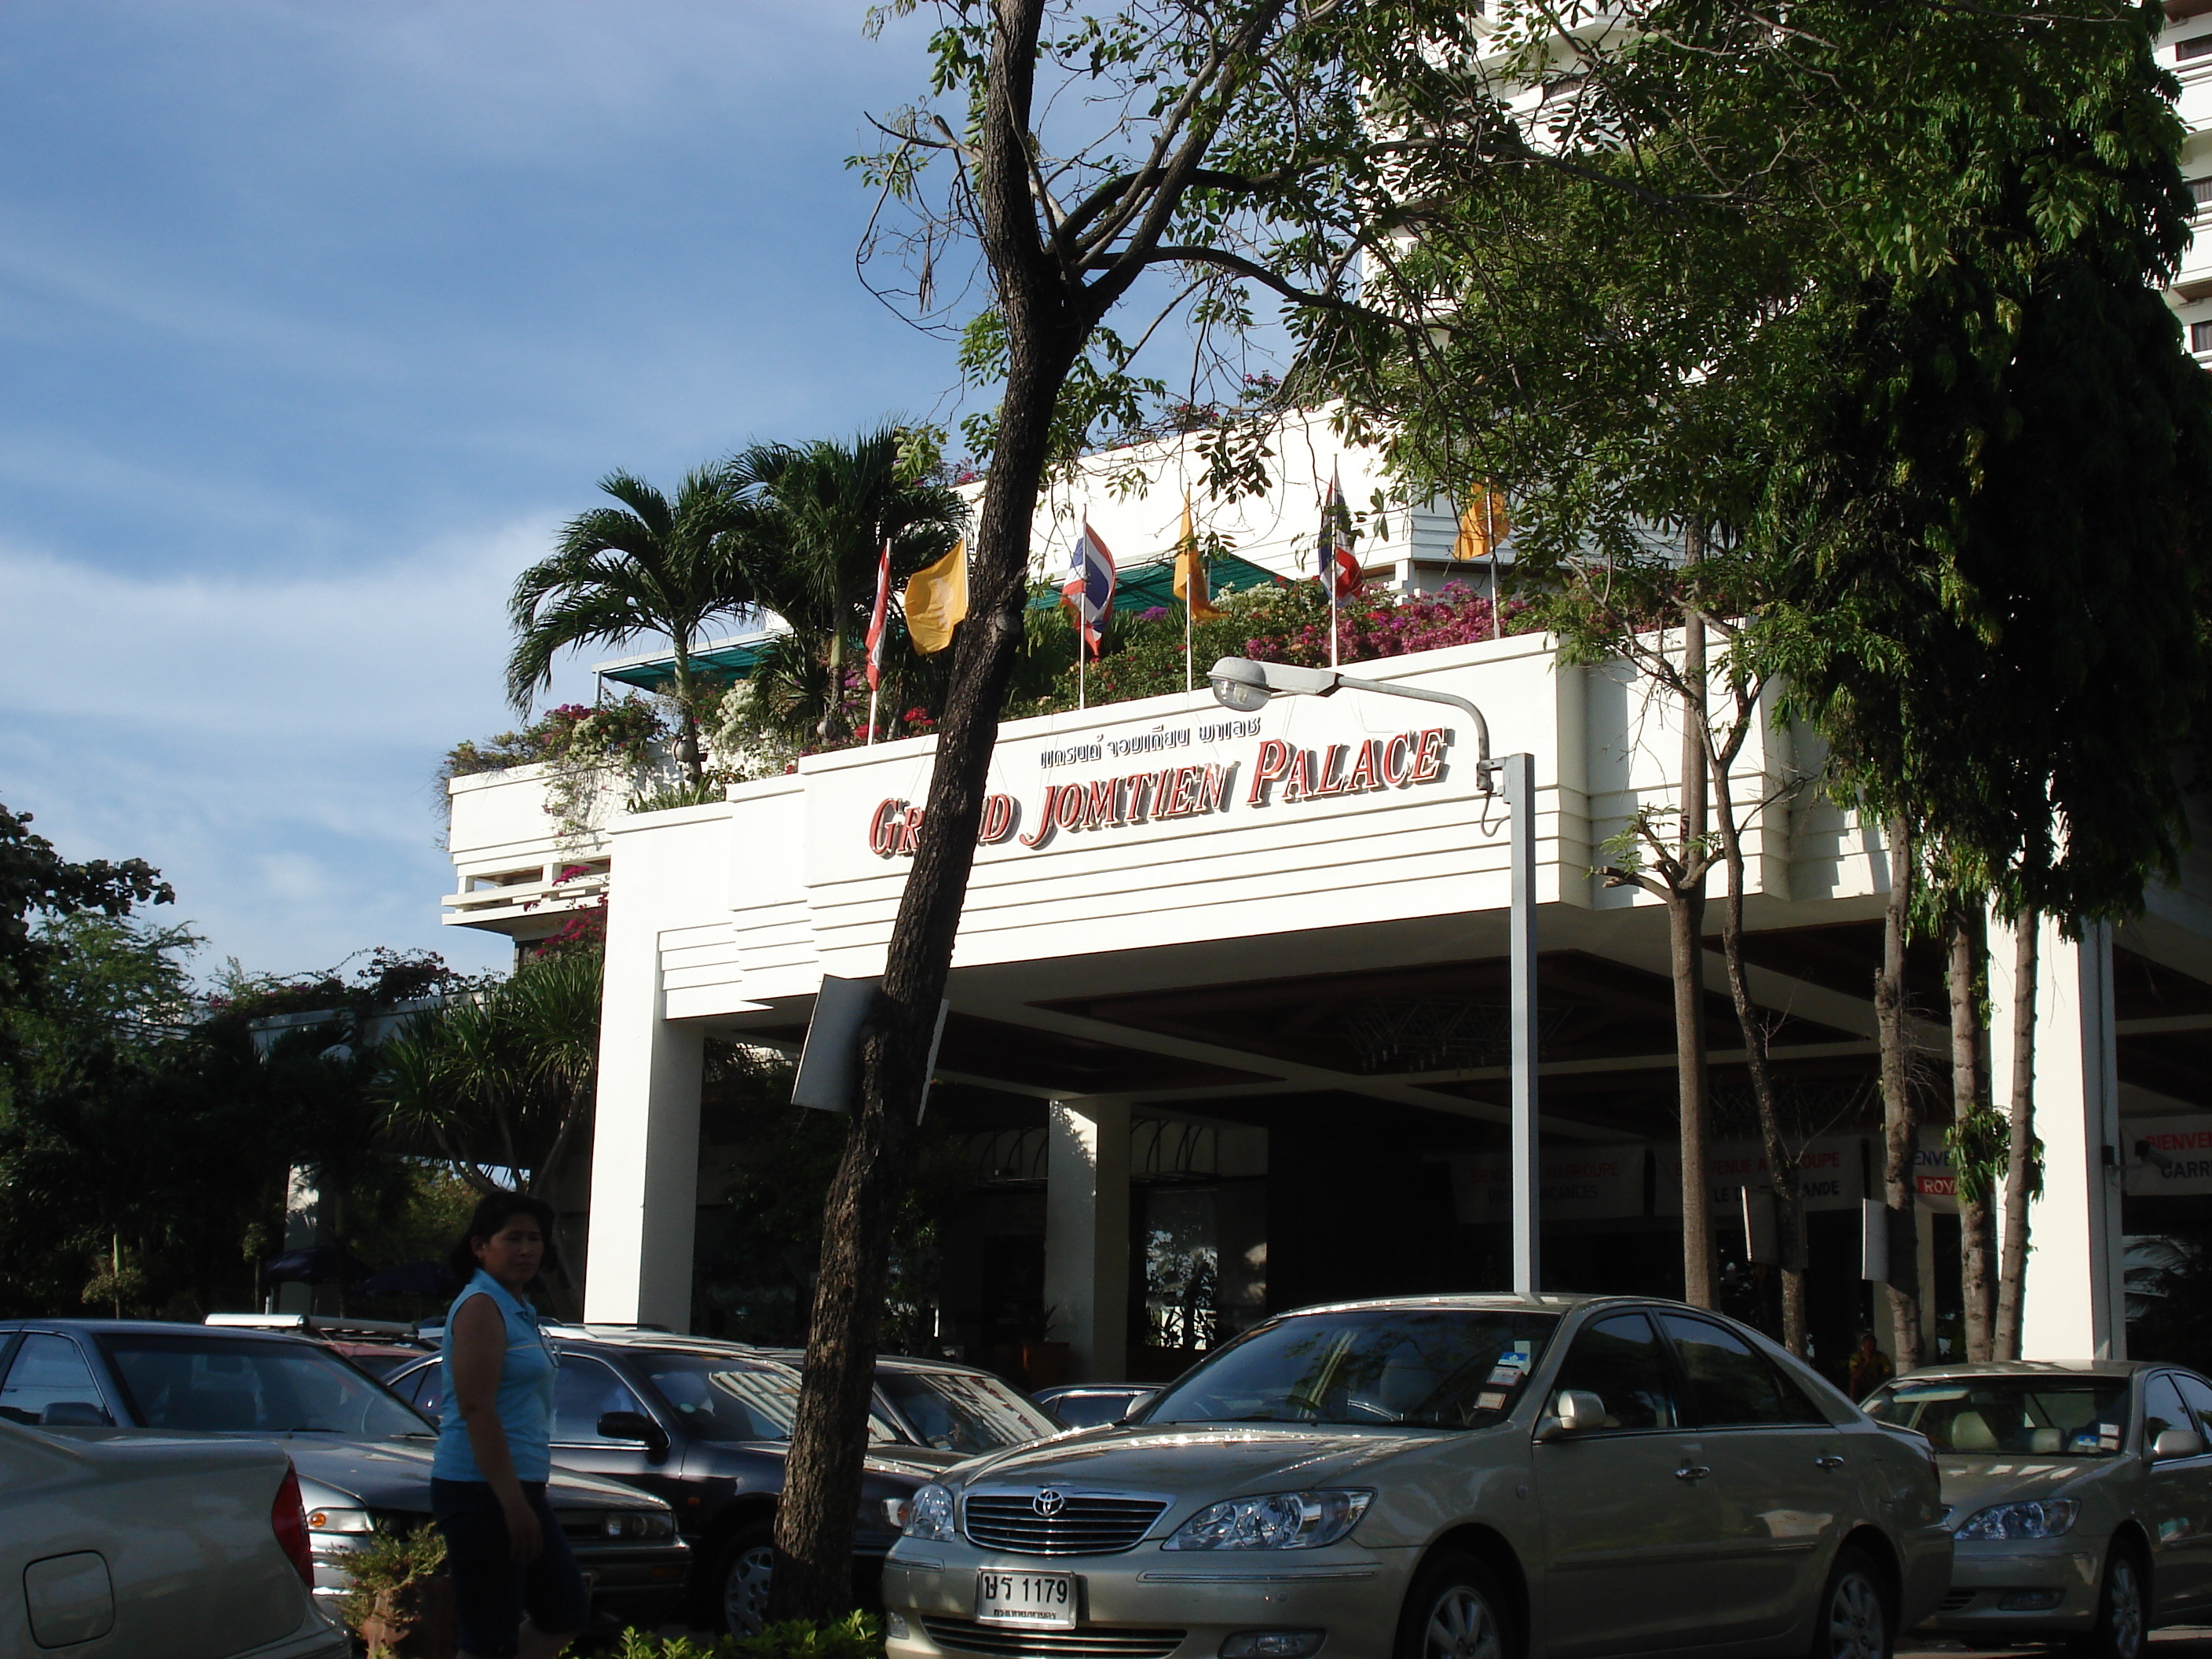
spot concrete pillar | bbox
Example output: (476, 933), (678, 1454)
(1045, 1099), (1130, 1382)
(1989, 914), (2125, 1359)
(582, 906), (704, 1331)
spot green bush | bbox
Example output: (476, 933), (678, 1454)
(613, 1613), (885, 1659)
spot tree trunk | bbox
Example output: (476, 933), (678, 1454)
(1995, 910), (2040, 1360)
(1675, 612), (1715, 1309)
(1706, 671), (1805, 1353)
(672, 646), (705, 784)
(821, 576), (851, 744)
(770, 5), (1084, 1614)
(1877, 813), (1922, 1372)
(1952, 904), (1995, 1362)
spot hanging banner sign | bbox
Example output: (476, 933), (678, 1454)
(2126, 1116), (2212, 1197)
(1654, 1137), (1867, 1217)
(1448, 1145), (1647, 1224)
(864, 722), (1458, 858)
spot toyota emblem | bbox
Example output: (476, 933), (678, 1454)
(1033, 1489), (1067, 1518)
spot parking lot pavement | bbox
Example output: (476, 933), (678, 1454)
(1901, 1632), (2212, 1655)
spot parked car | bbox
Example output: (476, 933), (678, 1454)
(885, 1293), (1951, 1659)
(1, 1415), (348, 1659)
(387, 1332), (1060, 1634)
(1865, 1358), (2212, 1658)
(1033, 1383), (1155, 1430)
(0, 1320), (690, 1634)
(203, 1313), (435, 1379)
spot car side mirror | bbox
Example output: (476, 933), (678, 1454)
(2154, 1426), (2205, 1460)
(39, 1401), (111, 1427)
(1118, 1393), (1155, 1424)
(598, 1411), (670, 1458)
(1536, 1390), (1607, 1441)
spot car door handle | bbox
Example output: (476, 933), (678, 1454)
(1674, 1464), (1712, 1481)
(1815, 1454), (1847, 1470)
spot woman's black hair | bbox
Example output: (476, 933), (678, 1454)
(447, 1190), (560, 1287)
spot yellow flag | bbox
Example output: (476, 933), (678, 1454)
(1451, 489), (1511, 561)
(1172, 496), (1224, 621)
(903, 538), (968, 654)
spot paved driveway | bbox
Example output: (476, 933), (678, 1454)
(1902, 1632), (2212, 1656)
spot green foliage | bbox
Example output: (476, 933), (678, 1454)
(627, 776), (731, 815)
(695, 1046), (969, 1348)
(613, 1614), (884, 1659)
(336, 1522), (448, 1658)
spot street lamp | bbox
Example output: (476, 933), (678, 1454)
(1207, 656), (1541, 1296)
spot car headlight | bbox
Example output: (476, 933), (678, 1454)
(1953, 1500), (2081, 1540)
(1161, 1490), (1373, 1551)
(601, 1511), (676, 1539)
(903, 1482), (957, 1542)
(305, 1507), (374, 1534)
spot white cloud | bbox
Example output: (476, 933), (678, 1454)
(0, 525), (612, 980)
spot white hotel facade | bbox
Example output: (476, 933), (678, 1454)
(436, 14), (2212, 1385)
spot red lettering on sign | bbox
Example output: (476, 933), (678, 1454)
(1383, 733), (1412, 786)
(1410, 727), (1448, 782)
(1196, 763), (1232, 815)
(1249, 738), (1292, 805)
(1021, 786), (1063, 848)
(867, 799), (905, 858)
(1312, 745), (1350, 796)
(1345, 740), (1381, 793)
(1284, 748), (1316, 801)
(978, 793), (1017, 844)
(1054, 786), (1086, 830)
(1088, 778), (1120, 827)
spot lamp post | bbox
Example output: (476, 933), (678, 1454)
(1207, 656), (1541, 1295)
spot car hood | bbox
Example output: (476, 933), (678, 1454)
(1938, 1453), (2122, 1517)
(244, 1435), (668, 1513)
(948, 1423), (1442, 1495)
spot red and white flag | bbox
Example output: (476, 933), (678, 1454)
(865, 537), (892, 691)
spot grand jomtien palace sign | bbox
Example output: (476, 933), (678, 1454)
(865, 717), (1460, 858)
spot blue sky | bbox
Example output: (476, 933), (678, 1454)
(0, 1), (971, 982)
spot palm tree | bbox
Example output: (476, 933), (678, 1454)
(724, 425), (967, 742)
(507, 467), (760, 783)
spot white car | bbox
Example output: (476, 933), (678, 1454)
(0, 1416), (347, 1659)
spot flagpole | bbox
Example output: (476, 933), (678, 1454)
(1079, 636), (1086, 712)
(867, 683), (880, 745)
(1185, 572), (1195, 695)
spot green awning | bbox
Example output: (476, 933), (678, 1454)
(597, 551), (1287, 694)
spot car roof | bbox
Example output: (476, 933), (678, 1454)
(0, 1318), (323, 1346)
(1892, 1360), (2162, 1381)
(1257, 1291), (1620, 1320)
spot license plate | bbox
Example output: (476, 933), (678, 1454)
(975, 1569), (1078, 1628)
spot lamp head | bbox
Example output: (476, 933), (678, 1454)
(1207, 657), (1273, 714)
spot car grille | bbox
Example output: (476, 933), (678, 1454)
(962, 1495), (1170, 1556)
(1939, 1591), (1976, 1613)
(922, 1621), (1185, 1659)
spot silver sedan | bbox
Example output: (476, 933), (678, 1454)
(884, 1293), (1950, 1659)
(0, 1418), (346, 1659)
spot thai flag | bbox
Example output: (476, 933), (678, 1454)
(1062, 519), (1116, 657)
(1317, 463), (1361, 599)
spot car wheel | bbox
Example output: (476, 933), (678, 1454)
(1395, 1551), (1510, 1659)
(1807, 1545), (1892, 1659)
(715, 1522), (777, 1637)
(2070, 1543), (2148, 1659)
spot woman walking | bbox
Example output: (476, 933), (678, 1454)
(432, 1192), (586, 1659)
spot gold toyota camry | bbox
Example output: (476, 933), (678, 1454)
(883, 1295), (1950, 1659)
(1864, 1360), (2212, 1659)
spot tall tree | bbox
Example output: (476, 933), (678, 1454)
(507, 467), (758, 783)
(769, 0), (1450, 1618)
(725, 426), (968, 743)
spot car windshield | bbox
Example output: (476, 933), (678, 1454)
(99, 1333), (431, 1439)
(1143, 1308), (1560, 1430)
(636, 1354), (900, 1445)
(877, 1369), (1058, 1454)
(1865, 1375), (2132, 1456)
